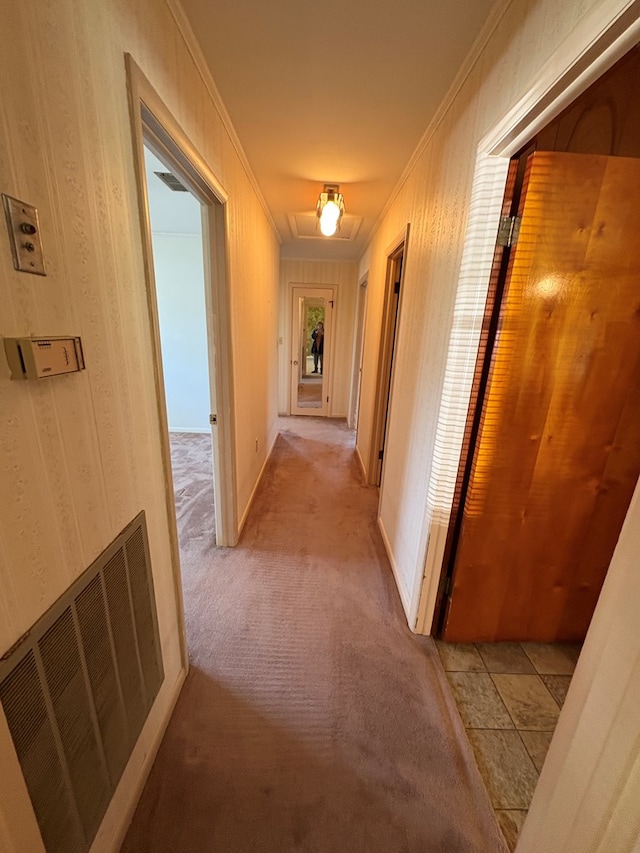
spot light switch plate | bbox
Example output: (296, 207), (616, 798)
(2, 194), (46, 275)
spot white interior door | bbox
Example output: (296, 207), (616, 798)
(349, 278), (367, 430)
(289, 286), (334, 416)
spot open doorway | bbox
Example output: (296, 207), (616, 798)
(437, 44), (640, 644)
(289, 285), (335, 416)
(439, 149), (640, 643)
(349, 276), (368, 432)
(370, 241), (405, 485)
(143, 146), (216, 548)
(126, 56), (238, 664)
(431, 42), (640, 851)
(437, 148), (640, 840)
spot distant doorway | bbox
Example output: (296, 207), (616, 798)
(289, 286), (335, 416)
(370, 243), (404, 486)
(349, 276), (368, 432)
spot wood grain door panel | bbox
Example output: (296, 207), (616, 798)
(444, 151), (640, 642)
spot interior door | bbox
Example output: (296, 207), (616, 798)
(371, 246), (403, 485)
(289, 286), (334, 416)
(349, 279), (367, 430)
(443, 151), (640, 642)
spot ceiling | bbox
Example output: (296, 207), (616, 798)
(177, 0), (498, 260)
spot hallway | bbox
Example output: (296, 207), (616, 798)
(121, 418), (506, 852)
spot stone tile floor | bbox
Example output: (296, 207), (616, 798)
(436, 640), (581, 851)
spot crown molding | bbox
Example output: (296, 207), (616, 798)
(164, 0), (281, 243)
(368, 0), (514, 246)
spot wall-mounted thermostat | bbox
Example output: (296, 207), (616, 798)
(4, 336), (85, 380)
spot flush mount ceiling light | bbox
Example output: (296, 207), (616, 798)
(316, 184), (345, 237)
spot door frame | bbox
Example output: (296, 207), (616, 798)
(369, 235), (407, 485)
(126, 56), (239, 662)
(348, 274), (368, 431)
(414, 2), (640, 636)
(288, 284), (336, 416)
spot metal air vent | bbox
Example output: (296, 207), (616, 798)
(0, 510), (164, 853)
(154, 170), (188, 192)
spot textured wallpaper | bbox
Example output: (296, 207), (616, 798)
(0, 1), (278, 849)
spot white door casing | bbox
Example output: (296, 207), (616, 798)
(289, 285), (335, 417)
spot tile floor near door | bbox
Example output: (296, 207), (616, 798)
(436, 641), (581, 851)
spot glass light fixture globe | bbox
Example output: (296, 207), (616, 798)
(320, 215), (338, 236)
(316, 187), (345, 237)
(319, 199), (340, 235)
(322, 200), (340, 221)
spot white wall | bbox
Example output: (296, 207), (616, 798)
(279, 260), (358, 417)
(152, 233), (211, 432)
(0, 0), (279, 849)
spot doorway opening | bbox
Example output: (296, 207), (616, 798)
(126, 56), (238, 664)
(370, 241), (405, 486)
(349, 276), (368, 433)
(437, 44), (640, 644)
(432, 41), (640, 852)
(143, 145), (217, 550)
(289, 286), (335, 416)
(418, 13), (640, 641)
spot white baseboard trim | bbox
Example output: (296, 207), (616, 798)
(377, 515), (413, 628)
(354, 443), (367, 480)
(237, 431), (279, 535)
(94, 664), (188, 852)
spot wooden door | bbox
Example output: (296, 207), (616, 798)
(443, 151), (640, 642)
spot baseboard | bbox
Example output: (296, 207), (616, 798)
(237, 431), (279, 535)
(168, 427), (210, 434)
(377, 515), (413, 627)
(354, 443), (367, 480)
(93, 664), (188, 852)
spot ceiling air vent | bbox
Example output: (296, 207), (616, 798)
(0, 510), (164, 853)
(154, 170), (188, 192)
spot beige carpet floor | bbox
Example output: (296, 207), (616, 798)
(121, 417), (506, 852)
(296, 376), (323, 408)
(169, 431), (216, 545)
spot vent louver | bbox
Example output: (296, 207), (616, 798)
(0, 511), (164, 853)
(154, 170), (188, 192)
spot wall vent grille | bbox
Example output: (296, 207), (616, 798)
(153, 170), (188, 192)
(0, 510), (164, 853)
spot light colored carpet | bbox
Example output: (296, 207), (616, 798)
(122, 417), (506, 852)
(169, 431), (216, 545)
(296, 376), (323, 407)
